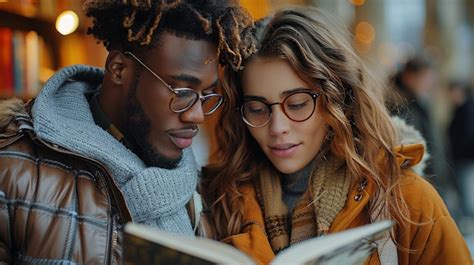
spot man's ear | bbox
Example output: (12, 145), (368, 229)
(105, 50), (128, 85)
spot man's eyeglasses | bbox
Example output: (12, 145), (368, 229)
(124, 51), (224, 115)
(238, 91), (320, 128)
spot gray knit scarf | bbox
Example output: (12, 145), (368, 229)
(31, 65), (197, 235)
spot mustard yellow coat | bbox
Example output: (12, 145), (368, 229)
(221, 144), (473, 265)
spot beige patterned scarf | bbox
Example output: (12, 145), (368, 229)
(256, 155), (351, 253)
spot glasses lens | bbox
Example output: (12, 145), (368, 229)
(283, 92), (316, 121)
(202, 95), (224, 115)
(242, 100), (270, 127)
(171, 90), (198, 112)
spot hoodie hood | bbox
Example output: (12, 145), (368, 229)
(0, 65), (103, 136)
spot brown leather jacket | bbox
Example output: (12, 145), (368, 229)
(0, 99), (132, 264)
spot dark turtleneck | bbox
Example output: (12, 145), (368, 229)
(281, 158), (318, 215)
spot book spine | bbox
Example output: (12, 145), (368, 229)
(25, 30), (39, 95)
(0, 27), (14, 96)
(13, 30), (26, 96)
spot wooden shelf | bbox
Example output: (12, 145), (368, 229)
(0, 9), (60, 69)
(0, 2), (106, 99)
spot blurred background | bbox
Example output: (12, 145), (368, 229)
(0, 0), (473, 254)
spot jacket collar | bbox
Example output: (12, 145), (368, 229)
(239, 142), (425, 235)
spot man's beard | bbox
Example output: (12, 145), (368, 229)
(125, 75), (182, 169)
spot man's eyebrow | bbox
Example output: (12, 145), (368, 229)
(206, 79), (218, 90)
(170, 74), (201, 86)
(169, 75), (218, 90)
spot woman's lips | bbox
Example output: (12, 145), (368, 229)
(169, 129), (198, 149)
(269, 143), (301, 158)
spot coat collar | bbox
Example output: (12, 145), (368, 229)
(237, 143), (425, 235)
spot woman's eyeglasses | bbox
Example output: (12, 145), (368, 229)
(238, 91), (320, 127)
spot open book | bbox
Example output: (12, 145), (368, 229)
(123, 220), (393, 265)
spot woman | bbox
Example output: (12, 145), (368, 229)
(201, 7), (472, 265)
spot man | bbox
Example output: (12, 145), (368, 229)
(0, 0), (255, 263)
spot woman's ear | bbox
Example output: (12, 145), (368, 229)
(105, 50), (128, 85)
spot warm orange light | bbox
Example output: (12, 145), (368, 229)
(355, 21), (375, 44)
(349, 0), (365, 6)
(240, 0), (270, 20)
(55, 10), (79, 35)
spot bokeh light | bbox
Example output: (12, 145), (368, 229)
(349, 0), (365, 6)
(55, 10), (79, 36)
(355, 21), (375, 44)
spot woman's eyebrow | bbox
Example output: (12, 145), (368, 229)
(243, 87), (312, 101)
(280, 87), (312, 97)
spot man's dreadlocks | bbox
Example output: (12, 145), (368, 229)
(83, 0), (257, 71)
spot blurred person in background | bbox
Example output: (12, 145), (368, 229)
(447, 80), (474, 221)
(388, 55), (457, 211)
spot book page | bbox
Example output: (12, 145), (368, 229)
(271, 220), (393, 265)
(124, 223), (256, 265)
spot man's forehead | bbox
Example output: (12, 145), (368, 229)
(150, 33), (218, 71)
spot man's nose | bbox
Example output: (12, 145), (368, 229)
(180, 100), (205, 124)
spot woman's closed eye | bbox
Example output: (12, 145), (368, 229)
(245, 102), (268, 113)
(286, 99), (310, 110)
(248, 107), (267, 114)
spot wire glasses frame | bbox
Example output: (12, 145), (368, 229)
(124, 51), (224, 115)
(239, 91), (320, 128)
